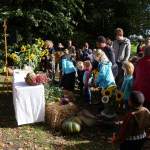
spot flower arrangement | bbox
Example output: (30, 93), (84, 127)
(101, 85), (123, 119)
(101, 85), (123, 104)
(19, 39), (43, 69)
(7, 38), (53, 72)
(8, 53), (20, 66)
(25, 72), (48, 86)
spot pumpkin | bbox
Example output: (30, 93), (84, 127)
(25, 72), (37, 85)
(62, 120), (81, 134)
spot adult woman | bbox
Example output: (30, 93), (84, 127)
(133, 46), (150, 108)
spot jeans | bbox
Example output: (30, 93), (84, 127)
(116, 62), (124, 88)
(83, 87), (91, 104)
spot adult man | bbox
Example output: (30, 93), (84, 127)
(113, 28), (131, 87)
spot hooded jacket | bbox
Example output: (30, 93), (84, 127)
(113, 38), (131, 63)
(96, 61), (116, 89)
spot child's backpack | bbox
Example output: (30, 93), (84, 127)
(62, 58), (76, 74)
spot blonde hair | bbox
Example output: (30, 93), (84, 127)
(95, 49), (109, 62)
(122, 61), (134, 75)
(64, 49), (69, 54)
(44, 40), (53, 49)
(77, 61), (84, 70)
(83, 60), (92, 70)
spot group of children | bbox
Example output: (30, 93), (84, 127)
(40, 36), (150, 150)
(60, 49), (116, 105)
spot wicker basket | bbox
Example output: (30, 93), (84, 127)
(46, 102), (79, 129)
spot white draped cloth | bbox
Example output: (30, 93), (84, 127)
(13, 70), (45, 125)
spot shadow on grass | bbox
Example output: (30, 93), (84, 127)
(0, 92), (17, 128)
(51, 142), (115, 150)
(49, 126), (115, 150)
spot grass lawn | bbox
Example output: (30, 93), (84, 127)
(0, 74), (115, 150)
(0, 70), (150, 150)
(131, 42), (137, 56)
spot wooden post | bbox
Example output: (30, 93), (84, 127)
(3, 18), (9, 92)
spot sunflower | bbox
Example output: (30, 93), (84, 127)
(36, 38), (44, 48)
(101, 88), (112, 97)
(10, 53), (20, 62)
(115, 90), (123, 102)
(44, 49), (49, 56)
(29, 53), (36, 61)
(101, 96), (109, 104)
(21, 45), (26, 52)
(40, 51), (46, 57)
(40, 40), (45, 48)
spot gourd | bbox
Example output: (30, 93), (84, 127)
(62, 120), (81, 134)
(25, 72), (36, 85)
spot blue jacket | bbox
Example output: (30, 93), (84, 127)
(121, 75), (133, 101)
(61, 58), (76, 74)
(96, 61), (115, 89)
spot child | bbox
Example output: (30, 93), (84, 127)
(83, 60), (93, 104)
(121, 61), (134, 109)
(77, 61), (85, 94)
(60, 49), (76, 91)
(113, 91), (150, 150)
(95, 49), (116, 89)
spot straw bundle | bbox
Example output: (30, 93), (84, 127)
(46, 102), (79, 129)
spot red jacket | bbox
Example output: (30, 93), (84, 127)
(133, 56), (150, 102)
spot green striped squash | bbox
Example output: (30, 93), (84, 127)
(62, 120), (81, 134)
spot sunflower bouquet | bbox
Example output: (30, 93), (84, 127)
(101, 85), (123, 119)
(18, 38), (45, 70)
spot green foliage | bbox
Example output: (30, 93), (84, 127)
(131, 42), (138, 55)
(0, 0), (150, 46)
(79, 0), (150, 38)
(44, 84), (63, 103)
(0, 0), (85, 44)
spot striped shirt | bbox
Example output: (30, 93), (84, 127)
(126, 132), (146, 141)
